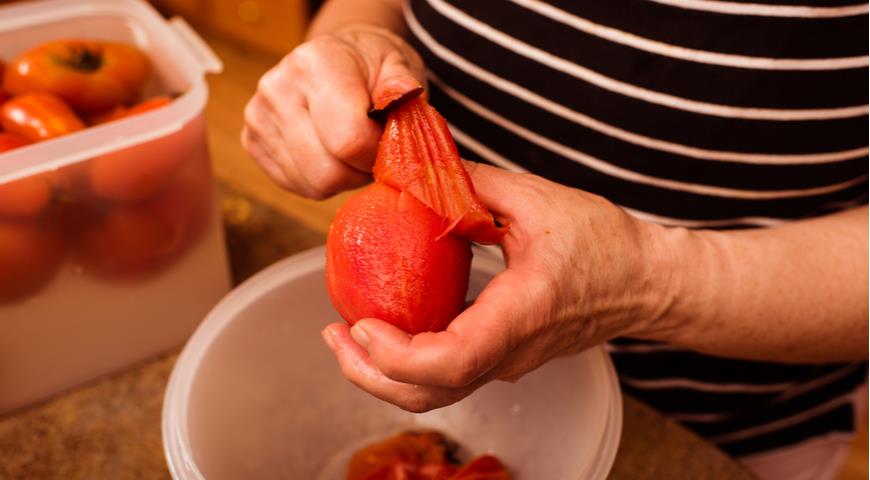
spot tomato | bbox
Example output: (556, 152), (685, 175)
(0, 131), (28, 151)
(326, 183), (472, 334)
(452, 456), (511, 480)
(347, 432), (511, 480)
(88, 110), (200, 203)
(0, 132), (55, 218)
(3, 39), (151, 114)
(348, 431), (461, 480)
(76, 197), (183, 277)
(0, 60), (8, 105)
(0, 92), (85, 142)
(88, 95), (172, 125)
(76, 153), (212, 277)
(0, 220), (65, 303)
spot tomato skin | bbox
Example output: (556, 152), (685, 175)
(347, 431), (461, 480)
(326, 183), (471, 334)
(3, 39), (151, 114)
(0, 220), (64, 303)
(0, 92), (85, 142)
(0, 132), (54, 218)
(451, 456), (511, 480)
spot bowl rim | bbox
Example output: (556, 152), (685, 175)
(161, 245), (622, 479)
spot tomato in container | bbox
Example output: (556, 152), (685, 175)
(0, 0), (230, 417)
(87, 96), (191, 204)
(3, 39), (151, 115)
(0, 220), (64, 303)
(347, 431), (511, 480)
(76, 149), (212, 278)
(0, 132), (55, 218)
(0, 92), (85, 142)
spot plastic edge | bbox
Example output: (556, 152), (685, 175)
(168, 17), (224, 75)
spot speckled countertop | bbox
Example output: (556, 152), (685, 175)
(0, 185), (751, 480)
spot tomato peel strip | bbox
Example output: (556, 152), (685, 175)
(373, 96), (506, 244)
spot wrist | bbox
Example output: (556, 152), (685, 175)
(633, 222), (728, 345)
(628, 222), (701, 342)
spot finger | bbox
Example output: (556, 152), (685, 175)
(284, 108), (373, 199)
(258, 91), (372, 199)
(302, 42), (383, 173)
(242, 94), (316, 194)
(350, 270), (529, 388)
(369, 49), (425, 112)
(240, 125), (292, 190)
(321, 323), (482, 413)
(462, 161), (535, 218)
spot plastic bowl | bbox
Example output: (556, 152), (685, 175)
(163, 246), (622, 479)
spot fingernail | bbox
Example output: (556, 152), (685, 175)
(350, 324), (370, 350)
(321, 329), (336, 351)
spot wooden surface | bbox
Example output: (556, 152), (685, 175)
(0, 184), (753, 479)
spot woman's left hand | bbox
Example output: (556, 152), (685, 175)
(320, 162), (676, 412)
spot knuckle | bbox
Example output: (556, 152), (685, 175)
(242, 101), (260, 127)
(304, 158), (358, 199)
(447, 358), (479, 387)
(328, 128), (371, 162)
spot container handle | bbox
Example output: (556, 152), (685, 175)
(169, 17), (224, 75)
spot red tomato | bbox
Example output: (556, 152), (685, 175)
(88, 95), (172, 125)
(326, 183), (472, 334)
(347, 431), (461, 480)
(76, 197), (183, 277)
(0, 92), (85, 142)
(0, 220), (65, 303)
(0, 60), (8, 105)
(452, 456), (511, 480)
(88, 111), (201, 203)
(0, 132), (54, 218)
(76, 153), (212, 277)
(0, 131), (28, 151)
(3, 39), (151, 114)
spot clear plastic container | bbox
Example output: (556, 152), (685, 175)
(0, 0), (231, 413)
(163, 246), (622, 480)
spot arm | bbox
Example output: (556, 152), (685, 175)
(649, 205), (868, 363)
(306, 0), (405, 38)
(321, 164), (868, 412)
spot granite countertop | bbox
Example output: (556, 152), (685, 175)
(0, 185), (752, 479)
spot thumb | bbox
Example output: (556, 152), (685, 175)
(367, 32), (427, 112)
(370, 72), (424, 113)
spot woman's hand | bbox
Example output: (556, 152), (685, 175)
(241, 25), (425, 199)
(320, 162), (676, 412)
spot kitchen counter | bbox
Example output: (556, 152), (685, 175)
(0, 31), (778, 480)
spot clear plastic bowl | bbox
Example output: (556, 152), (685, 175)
(163, 246), (622, 479)
(0, 0), (231, 413)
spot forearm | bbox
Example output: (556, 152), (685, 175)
(307, 0), (405, 38)
(643, 206), (868, 363)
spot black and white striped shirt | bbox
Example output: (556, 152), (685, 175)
(404, 0), (868, 458)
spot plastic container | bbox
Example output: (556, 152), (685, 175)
(0, 0), (231, 413)
(163, 246), (622, 480)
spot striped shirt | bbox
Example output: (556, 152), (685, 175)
(404, 0), (869, 460)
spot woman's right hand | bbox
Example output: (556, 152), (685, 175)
(242, 25), (426, 199)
